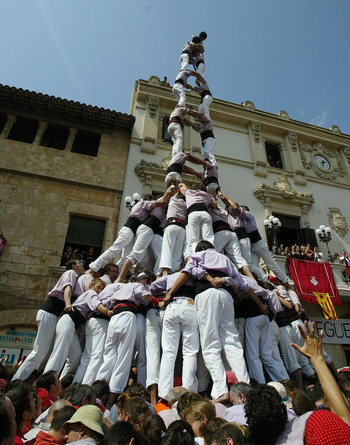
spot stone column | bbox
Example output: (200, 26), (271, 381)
(65, 128), (77, 151)
(33, 121), (48, 145)
(0, 114), (16, 139)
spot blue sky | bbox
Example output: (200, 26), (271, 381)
(1, 0), (350, 133)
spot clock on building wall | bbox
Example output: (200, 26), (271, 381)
(313, 155), (331, 171)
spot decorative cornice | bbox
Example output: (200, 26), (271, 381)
(254, 174), (314, 210)
(0, 84), (135, 131)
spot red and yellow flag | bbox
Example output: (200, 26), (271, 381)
(313, 292), (338, 320)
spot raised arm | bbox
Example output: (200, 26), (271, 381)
(217, 191), (240, 211)
(154, 187), (174, 206)
(292, 322), (350, 426)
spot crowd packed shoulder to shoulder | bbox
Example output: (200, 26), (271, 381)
(1, 323), (349, 445)
(271, 244), (350, 264)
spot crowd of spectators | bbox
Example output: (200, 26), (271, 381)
(61, 246), (98, 270)
(0, 323), (349, 445)
(271, 244), (350, 265)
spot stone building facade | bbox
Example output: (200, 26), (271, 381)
(0, 84), (134, 360)
(120, 75), (350, 367)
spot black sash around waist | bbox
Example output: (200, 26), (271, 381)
(234, 227), (249, 240)
(165, 217), (186, 229)
(213, 220), (232, 233)
(67, 309), (86, 329)
(275, 310), (291, 328)
(172, 284), (195, 299)
(41, 297), (65, 317)
(203, 175), (219, 186)
(137, 304), (149, 317)
(286, 307), (301, 323)
(182, 49), (190, 56)
(201, 130), (215, 141)
(155, 227), (164, 236)
(142, 215), (161, 233)
(166, 162), (183, 174)
(195, 59), (204, 67)
(200, 89), (212, 99)
(195, 269), (237, 300)
(247, 230), (262, 244)
(175, 78), (184, 85)
(92, 313), (110, 321)
(113, 300), (138, 316)
(187, 203), (209, 215)
(124, 217), (141, 235)
(234, 295), (266, 319)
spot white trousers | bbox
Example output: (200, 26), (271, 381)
(73, 318), (109, 385)
(290, 319), (316, 376)
(196, 288), (249, 400)
(198, 95), (213, 118)
(90, 226), (134, 272)
(251, 239), (288, 283)
(214, 230), (247, 269)
(269, 320), (290, 377)
(127, 225), (154, 265)
(278, 323), (302, 374)
(44, 315), (82, 375)
(159, 225), (186, 272)
(179, 53), (189, 71)
(245, 315), (289, 383)
(12, 310), (57, 381)
(167, 122), (183, 156)
(150, 234), (163, 276)
(134, 313), (147, 387)
(158, 298), (199, 398)
(201, 137), (216, 164)
(172, 83), (186, 107)
(97, 311), (137, 394)
(185, 211), (214, 257)
(145, 308), (165, 387)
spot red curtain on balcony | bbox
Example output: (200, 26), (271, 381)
(287, 258), (342, 305)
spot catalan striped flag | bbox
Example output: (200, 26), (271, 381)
(313, 292), (338, 320)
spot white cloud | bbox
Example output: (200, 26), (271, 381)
(309, 106), (329, 128)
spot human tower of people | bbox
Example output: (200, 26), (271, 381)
(13, 32), (334, 410)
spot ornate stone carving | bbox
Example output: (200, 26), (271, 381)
(273, 173), (292, 192)
(249, 122), (261, 143)
(147, 96), (160, 119)
(140, 136), (156, 154)
(135, 160), (162, 184)
(327, 208), (349, 237)
(242, 101), (255, 110)
(287, 131), (298, 152)
(299, 141), (345, 180)
(293, 169), (307, 186)
(341, 146), (350, 164)
(148, 76), (161, 86)
(253, 160), (267, 178)
(254, 174), (314, 211)
(330, 125), (341, 135)
(160, 153), (172, 169)
(278, 110), (289, 120)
